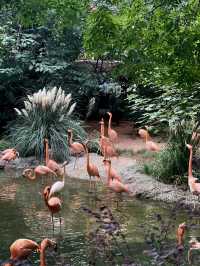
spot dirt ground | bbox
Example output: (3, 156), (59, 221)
(85, 120), (165, 163)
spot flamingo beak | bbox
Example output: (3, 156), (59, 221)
(16, 152), (20, 157)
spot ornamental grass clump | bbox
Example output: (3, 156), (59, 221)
(10, 87), (86, 161)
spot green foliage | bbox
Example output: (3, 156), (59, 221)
(127, 83), (200, 127)
(9, 87), (86, 161)
(144, 119), (200, 184)
(0, 139), (11, 150)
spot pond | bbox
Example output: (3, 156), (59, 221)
(0, 171), (200, 265)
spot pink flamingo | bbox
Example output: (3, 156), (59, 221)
(186, 144), (200, 208)
(83, 141), (101, 191)
(44, 138), (63, 176)
(107, 112), (118, 143)
(103, 159), (122, 182)
(176, 222), (186, 249)
(43, 186), (62, 232)
(1, 149), (19, 162)
(67, 129), (85, 168)
(138, 128), (160, 151)
(2, 238), (56, 266)
(105, 159), (129, 194)
(99, 119), (118, 159)
(23, 165), (57, 180)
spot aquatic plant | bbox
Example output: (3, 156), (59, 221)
(10, 87), (86, 161)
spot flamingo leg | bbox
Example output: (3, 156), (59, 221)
(59, 215), (62, 234)
(73, 155), (78, 169)
(51, 213), (54, 233)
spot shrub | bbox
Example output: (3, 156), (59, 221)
(10, 87), (86, 161)
(144, 119), (200, 184)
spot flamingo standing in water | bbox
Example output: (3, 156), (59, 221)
(39, 238), (57, 266)
(83, 141), (101, 191)
(103, 159), (122, 182)
(105, 159), (129, 194)
(107, 112), (118, 143)
(1, 238), (57, 266)
(44, 138), (63, 176)
(99, 119), (118, 159)
(67, 129), (85, 169)
(176, 222), (186, 249)
(186, 144), (200, 209)
(23, 165), (57, 181)
(43, 186), (62, 232)
(138, 128), (160, 151)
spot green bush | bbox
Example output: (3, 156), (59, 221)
(0, 139), (11, 151)
(144, 119), (200, 184)
(9, 87), (86, 161)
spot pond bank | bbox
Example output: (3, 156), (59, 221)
(65, 153), (198, 209)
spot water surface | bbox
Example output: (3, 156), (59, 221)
(0, 171), (199, 265)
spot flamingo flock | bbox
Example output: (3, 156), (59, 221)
(1, 112), (200, 265)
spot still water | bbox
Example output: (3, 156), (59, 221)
(0, 171), (199, 265)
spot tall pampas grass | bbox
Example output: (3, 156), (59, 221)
(10, 87), (86, 161)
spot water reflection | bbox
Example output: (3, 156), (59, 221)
(0, 173), (200, 265)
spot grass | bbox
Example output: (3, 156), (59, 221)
(9, 87), (87, 161)
(0, 139), (11, 150)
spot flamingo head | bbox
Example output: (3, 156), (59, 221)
(99, 118), (104, 125)
(178, 222), (186, 229)
(103, 159), (111, 165)
(43, 186), (51, 199)
(107, 112), (112, 117)
(189, 237), (198, 247)
(22, 168), (33, 178)
(138, 128), (148, 138)
(186, 143), (193, 150)
(67, 129), (72, 134)
(44, 138), (48, 144)
(40, 238), (57, 252)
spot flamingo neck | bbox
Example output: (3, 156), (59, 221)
(40, 248), (46, 266)
(85, 147), (90, 168)
(28, 171), (36, 180)
(108, 114), (112, 129)
(145, 132), (149, 142)
(100, 122), (105, 137)
(68, 132), (73, 146)
(188, 148), (193, 178)
(45, 141), (49, 165)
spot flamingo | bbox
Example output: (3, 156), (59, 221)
(39, 238), (57, 266)
(138, 128), (160, 152)
(67, 129), (85, 169)
(44, 138), (63, 176)
(1, 238), (56, 266)
(1, 149), (19, 162)
(99, 119), (118, 159)
(23, 165), (57, 180)
(186, 144), (200, 208)
(107, 112), (118, 143)
(176, 222), (186, 249)
(0, 148), (17, 156)
(83, 141), (101, 191)
(48, 161), (68, 198)
(103, 159), (122, 182)
(43, 186), (62, 232)
(188, 238), (200, 264)
(105, 159), (129, 194)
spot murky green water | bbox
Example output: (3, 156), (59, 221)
(0, 170), (200, 265)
